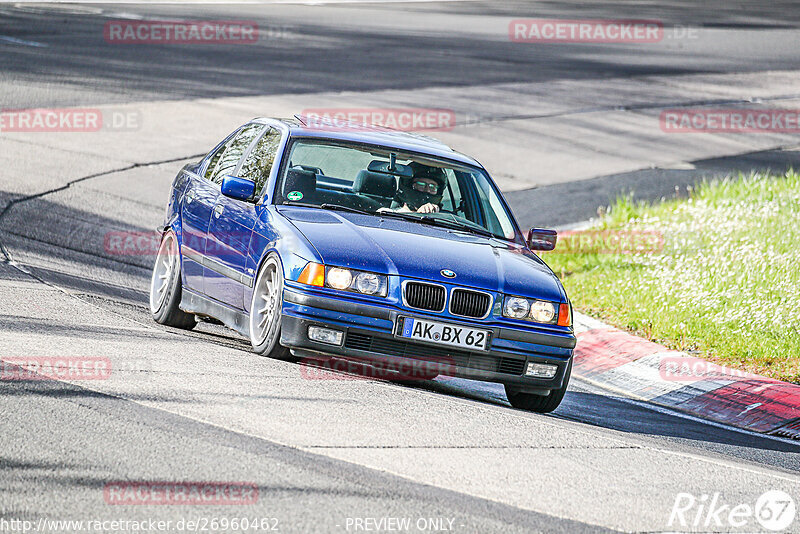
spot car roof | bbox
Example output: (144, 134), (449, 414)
(252, 116), (482, 168)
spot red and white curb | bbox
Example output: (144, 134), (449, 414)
(572, 312), (800, 438)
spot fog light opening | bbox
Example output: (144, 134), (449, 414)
(307, 326), (344, 346)
(525, 362), (558, 379)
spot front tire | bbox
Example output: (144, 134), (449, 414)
(150, 231), (196, 330)
(249, 254), (290, 359)
(505, 359), (571, 413)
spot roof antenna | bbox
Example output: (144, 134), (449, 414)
(388, 153), (397, 173)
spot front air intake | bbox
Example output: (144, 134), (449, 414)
(403, 282), (446, 312)
(450, 289), (491, 318)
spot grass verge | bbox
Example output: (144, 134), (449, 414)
(544, 171), (800, 382)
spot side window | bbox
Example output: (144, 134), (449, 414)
(474, 178), (516, 240)
(208, 123), (265, 185)
(440, 169), (464, 217)
(203, 138), (231, 182)
(239, 127), (282, 197)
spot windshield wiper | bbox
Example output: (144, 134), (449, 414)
(378, 210), (497, 239)
(282, 202), (373, 216)
(320, 203), (373, 215)
(425, 217), (497, 238)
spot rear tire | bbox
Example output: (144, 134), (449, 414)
(150, 231), (196, 330)
(505, 359), (571, 413)
(249, 253), (291, 360)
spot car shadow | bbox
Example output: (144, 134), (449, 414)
(0, 188), (157, 304)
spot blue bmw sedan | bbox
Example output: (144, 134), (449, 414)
(150, 116), (576, 412)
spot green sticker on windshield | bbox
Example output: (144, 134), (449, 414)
(287, 191), (303, 201)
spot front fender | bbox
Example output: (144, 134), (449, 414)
(244, 206), (321, 313)
(157, 213), (180, 239)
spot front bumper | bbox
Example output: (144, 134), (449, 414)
(280, 287), (575, 392)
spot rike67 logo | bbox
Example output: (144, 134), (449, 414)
(669, 490), (796, 531)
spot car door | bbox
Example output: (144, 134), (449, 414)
(180, 135), (236, 294)
(203, 123), (270, 307)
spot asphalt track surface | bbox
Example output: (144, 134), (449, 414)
(1, 2), (800, 533)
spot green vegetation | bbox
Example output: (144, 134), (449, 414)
(545, 171), (800, 382)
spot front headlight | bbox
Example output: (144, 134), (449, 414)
(529, 300), (556, 323)
(503, 296), (562, 325)
(355, 272), (382, 295)
(503, 297), (530, 319)
(326, 267), (353, 290)
(323, 266), (387, 297)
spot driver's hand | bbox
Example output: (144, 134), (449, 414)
(416, 203), (440, 214)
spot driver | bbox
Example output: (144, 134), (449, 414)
(390, 162), (447, 214)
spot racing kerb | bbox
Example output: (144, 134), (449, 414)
(572, 312), (800, 437)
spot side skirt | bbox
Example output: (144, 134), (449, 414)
(180, 288), (250, 338)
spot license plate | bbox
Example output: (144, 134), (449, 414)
(397, 317), (490, 351)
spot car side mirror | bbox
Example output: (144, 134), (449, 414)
(527, 228), (557, 251)
(221, 175), (255, 201)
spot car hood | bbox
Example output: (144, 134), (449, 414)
(279, 207), (566, 302)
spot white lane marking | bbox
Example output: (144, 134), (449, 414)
(12, 3), (103, 15)
(106, 12), (145, 20)
(0, 35), (47, 47)
(739, 402), (764, 416)
(572, 311), (609, 334)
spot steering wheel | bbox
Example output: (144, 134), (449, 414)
(438, 199), (464, 216)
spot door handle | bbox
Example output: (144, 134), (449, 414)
(213, 204), (224, 218)
(185, 190), (196, 204)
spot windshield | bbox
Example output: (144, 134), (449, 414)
(274, 139), (521, 242)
